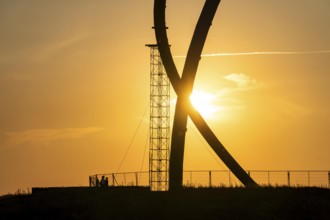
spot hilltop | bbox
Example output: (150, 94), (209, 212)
(1, 186), (329, 220)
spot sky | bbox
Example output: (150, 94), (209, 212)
(1, 0), (330, 194)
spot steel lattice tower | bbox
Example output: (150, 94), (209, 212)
(147, 44), (170, 191)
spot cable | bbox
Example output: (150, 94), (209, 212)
(189, 124), (242, 186)
(116, 104), (149, 172)
(139, 130), (149, 181)
(188, 122), (226, 171)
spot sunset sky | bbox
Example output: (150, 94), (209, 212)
(1, 0), (330, 194)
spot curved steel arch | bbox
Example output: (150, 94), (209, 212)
(153, 0), (258, 190)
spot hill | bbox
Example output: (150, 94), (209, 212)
(1, 186), (329, 219)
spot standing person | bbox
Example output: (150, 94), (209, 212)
(105, 177), (109, 187)
(96, 176), (100, 187)
(100, 176), (106, 187)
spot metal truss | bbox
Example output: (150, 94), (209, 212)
(147, 44), (170, 191)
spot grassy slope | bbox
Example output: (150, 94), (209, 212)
(0, 187), (330, 220)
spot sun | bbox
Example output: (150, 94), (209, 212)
(189, 91), (220, 118)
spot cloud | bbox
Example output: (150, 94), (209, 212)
(31, 33), (90, 62)
(203, 73), (263, 116)
(5, 127), (105, 147)
(1, 32), (90, 68)
(174, 50), (330, 58)
(4, 72), (35, 81)
(200, 50), (330, 57)
(275, 97), (313, 118)
(223, 73), (258, 88)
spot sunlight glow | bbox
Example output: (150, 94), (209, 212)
(190, 91), (220, 118)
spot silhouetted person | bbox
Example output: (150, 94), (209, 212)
(105, 177), (109, 187)
(96, 176), (100, 187)
(100, 176), (106, 187)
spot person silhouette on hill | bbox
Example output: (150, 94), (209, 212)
(100, 176), (106, 187)
(95, 176), (100, 187)
(105, 177), (109, 187)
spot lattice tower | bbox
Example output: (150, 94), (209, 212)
(147, 44), (170, 191)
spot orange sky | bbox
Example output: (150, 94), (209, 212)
(1, 0), (330, 194)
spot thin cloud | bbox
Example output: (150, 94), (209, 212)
(31, 33), (90, 62)
(5, 127), (105, 147)
(274, 98), (313, 120)
(1, 32), (90, 66)
(174, 50), (330, 58)
(222, 73), (265, 94)
(224, 73), (257, 87)
(209, 73), (263, 116)
(202, 50), (330, 57)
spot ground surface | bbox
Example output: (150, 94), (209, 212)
(0, 187), (329, 220)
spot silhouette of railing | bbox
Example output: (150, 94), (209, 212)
(89, 170), (330, 188)
(89, 172), (149, 187)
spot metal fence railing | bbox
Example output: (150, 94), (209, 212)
(89, 172), (149, 187)
(89, 170), (330, 189)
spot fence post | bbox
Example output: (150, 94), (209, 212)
(287, 171), (291, 187)
(307, 171), (310, 186)
(190, 171), (192, 186)
(328, 171), (330, 188)
(209, 171), (212, 187)
(96, 175), (99, 187)
(268, 171), (270, 186)
(135, 172), (139, 186)
(228, 171), (232, 187)
(112, 173), (115, 186)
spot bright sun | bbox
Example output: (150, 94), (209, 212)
(189, 91), (220, 118)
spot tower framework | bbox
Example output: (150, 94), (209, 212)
(147, 44), (170, 191)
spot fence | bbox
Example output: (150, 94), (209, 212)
(89, 171), (149, 187)
(89, 170), (330, 188)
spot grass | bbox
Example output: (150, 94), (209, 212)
(0, 186), (329, 219)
